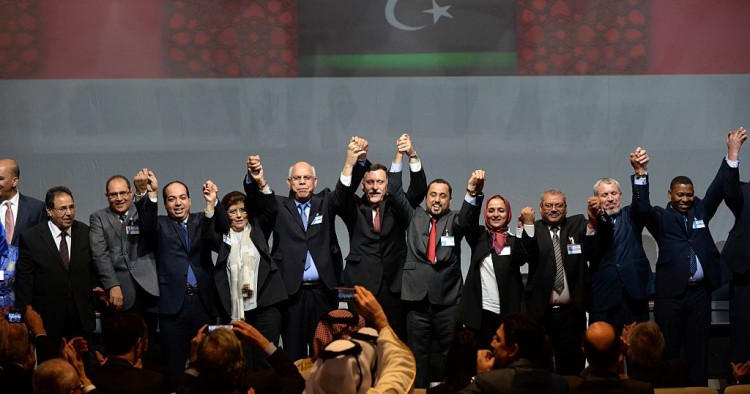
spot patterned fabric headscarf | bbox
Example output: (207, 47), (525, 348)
(311, 309), (365, 361)
(484, 194), (512, 254)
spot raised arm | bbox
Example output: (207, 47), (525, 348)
(332, 136), (370, 213)
(245, 155), (278, 236)
(629, 147), (658, 234)
(201, 180), (229, 235)
(134, 168), (159, 239)
(459, 169), (485, 245)
(397, 133), (427, 208)
(724, 127), (747, 216)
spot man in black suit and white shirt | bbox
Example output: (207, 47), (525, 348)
(339, 133), (426, 336)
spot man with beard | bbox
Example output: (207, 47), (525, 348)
(388, 168), (482, 387)
(631, 143), (727, 386)
(517, 188), (597, 375)
(586, 151), (653, 330)
(339, 133), (426, 336)
(459, 313), (568, 394)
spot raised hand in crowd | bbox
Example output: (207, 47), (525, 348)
(135, 168), (159, 199)
(203, 180), (219, 212)
(630, 146), (649, 174)
(467, 170), (485, 197)
(232, 320), (271, 350)
(353, 285), (388, 330)
(727, 126), (747, 161)
(246, 155), (268, 189)
(342, 136), (369, 176)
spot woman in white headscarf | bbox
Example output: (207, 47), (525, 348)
(211, 158), (286, 372)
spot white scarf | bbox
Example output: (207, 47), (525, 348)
(227, 225), (260, 321)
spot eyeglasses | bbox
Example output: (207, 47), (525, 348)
(107, 191), (130, 199)
(289, 175), (314, 182)
(53, 205), (75, 214)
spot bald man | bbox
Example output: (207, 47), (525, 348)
(0, 158), (45, 246)
(565, 321), (653, 394)
(245, 138), (369, 360)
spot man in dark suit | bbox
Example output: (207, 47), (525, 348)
(720, 127), (750, 372)
(135, 169), (229, 378)
(0, 158), (45, 247)
(565, 321), (653, 394)
(388, 168), (481, 387)
(16, 186), (96, 346)
(630, 145), (726, 386)
(339, 133), (426, 337)
(254, 137), (368, 361)
(587, 152), (653, 331)
(517, 188), (596, 376)
(90, 175), (158, 316)
(88, 313), (169, 394)
(459, 313), (568, 394)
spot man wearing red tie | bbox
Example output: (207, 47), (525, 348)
(388, 168), (483, 388)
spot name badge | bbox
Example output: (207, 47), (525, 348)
(441, 235), (455, 247)
(500, 246), (511, 256)
(567, 243), (582, 255)
(311, 214), (323, 226)
(0, 270), (4, 281)
(223, 234), (232, 245)
(125, 226), (140, 235)
(693, 219), (706, 229)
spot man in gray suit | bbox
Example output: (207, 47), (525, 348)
(388, 168), (483, 387)
(89, 175), (158, 314)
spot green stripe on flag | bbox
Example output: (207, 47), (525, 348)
(300, 52), (517, 71)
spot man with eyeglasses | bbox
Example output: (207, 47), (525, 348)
(338, 134), (426, 338)
(516, 188), (597, 376)
(245, 137), (369, 360)
(89, 175), (158, 319)
(16, 186), (97, 346)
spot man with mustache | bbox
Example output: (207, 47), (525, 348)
(339, 133), (426, 338)
(517, 188), (597, 376)
(586, 150), (654, 330)
(388, 167), (483, 387)
(630, 140), (730, 386)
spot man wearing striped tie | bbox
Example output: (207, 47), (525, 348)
(517, 188), (598, 376)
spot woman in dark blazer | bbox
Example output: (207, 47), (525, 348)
(210, 166), (287, 373)
(459, 194), (525, 347)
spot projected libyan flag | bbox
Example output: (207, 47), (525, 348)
(298, 0), (516, 76)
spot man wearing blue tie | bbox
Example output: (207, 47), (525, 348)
(247, 137), (369, 360)
(630, 144), (727, 386)
(134, 169), (229, 378)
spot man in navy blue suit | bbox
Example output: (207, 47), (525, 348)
(631, 144), (727, 386)
(720, 127), (750, 372)
(587, 151), (653, 331)
(0, 158), (45, 247)
(134, 168), (229, 378)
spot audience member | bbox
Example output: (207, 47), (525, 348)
(88, 313), (169, 394)
(428, 328), (480, 394)
(306, 285), (416, 394)
(624, 321), (688, 388)
(731, 360), (750, 385)
(458, 313), (568, 394)
(33, 339), (100, 394)
(566, 321), (653, 394)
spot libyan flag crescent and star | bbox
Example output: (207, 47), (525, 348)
(0, 0), (749, 79)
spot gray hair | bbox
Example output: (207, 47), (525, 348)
(592, 178), (621, 196)
(539, 188), (566, 205)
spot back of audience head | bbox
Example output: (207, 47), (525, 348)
(493, 313), (546, 368)
(627, 321), (664, 368)
(33, 358), (80, 394)
(443, 328), (479, 387)
(194, 327), (245, 390)
(6, 321), (33, 368)
(102, 312), (148, 358)
(307, 327), (379, 394)
(582, 321), (620, 370)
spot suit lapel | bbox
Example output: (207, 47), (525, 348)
(105, 209), (123, 241)
(170, 219), (190, 251)
(14, 196), (31, 244)
(41, 224), (65, 269)
(307, 196), (322, 230)
(285, 199), (305, 231)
